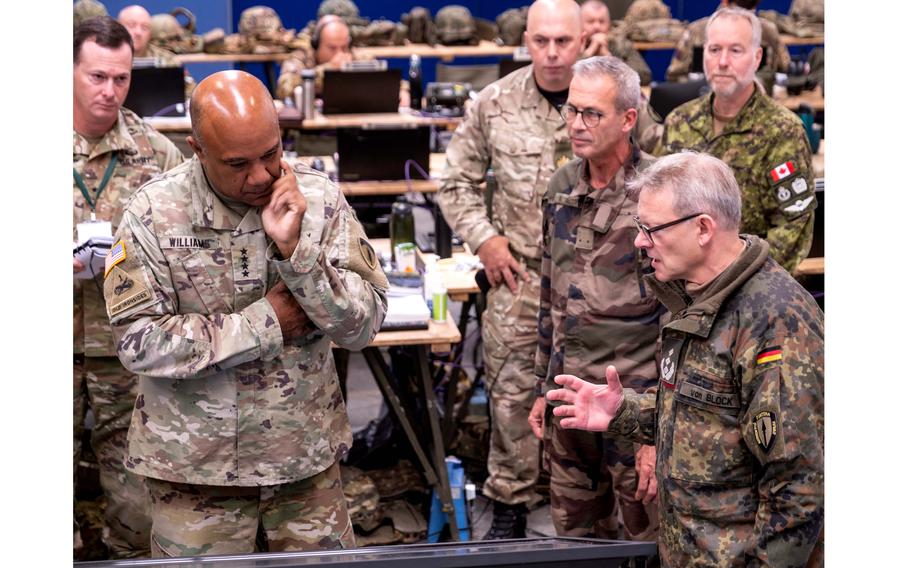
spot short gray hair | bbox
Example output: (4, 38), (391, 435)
(572, 55), (640, 113)
(706, 6), (762, 50)
(628, 152), (742, 231)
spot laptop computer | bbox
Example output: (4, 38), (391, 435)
(336, 126), (431, 182)
(123, 66), (186, 118)
(322, 69), (401, 115)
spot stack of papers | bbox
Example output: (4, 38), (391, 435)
(74, 236), (115, 280)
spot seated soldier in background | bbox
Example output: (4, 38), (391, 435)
(277, 15), (409, 107)
(666, 0), (789, 92)
(118, 4), (195, 98)
(579, 0), (652, 85)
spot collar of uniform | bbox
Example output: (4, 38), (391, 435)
(73, 109), (142, 161)
(647, 234), (769, 337)
(517, 65), (564, 124)
(577, 139), (641, 202)
(188, 156), (264, 234)
(706, 86), (763, 136)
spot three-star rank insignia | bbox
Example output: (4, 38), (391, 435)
(751, 410), (778, 453)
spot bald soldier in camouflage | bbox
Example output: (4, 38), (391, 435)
(102, 70), (388, 557)
(579, 0), (652, 85)
(73, 17), (185, 559)
(277, 15), (363, 100)
(665, 0), (790, 91)
(528, 56), (660, 543)
(547, 152), (824, 567)
(118, 5), (195, 99)
(437, 0), (584, 538)
(655, 7), (814, 274)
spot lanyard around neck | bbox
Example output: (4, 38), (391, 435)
(73, 154), (118, 220)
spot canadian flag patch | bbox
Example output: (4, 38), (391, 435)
(770, 162), (795, 182)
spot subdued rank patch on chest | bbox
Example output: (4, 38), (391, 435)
(751, 410), (778, 453)
(359, 238), (377, 269)
(660, 347), (677, 386)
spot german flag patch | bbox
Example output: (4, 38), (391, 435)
(756, 346), (782, 365)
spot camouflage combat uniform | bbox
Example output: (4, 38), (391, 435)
(73, 108), (184, 558)
(665, 14), (790, 91)
(582, 33), (652, 85)
(655, 88), (815, 274)
(536, 148), (662, 541)
(604, 235), (824, 566)
(103, 156), (388, 557)
(438, 64), (572, 506)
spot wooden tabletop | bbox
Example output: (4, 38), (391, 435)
(290, 111), (463, 131)
(171, 36), (823, 66)
(369, 313), (462, 352)
(795, 257), (824, 276)
(778, 86), (824, 112)
(335, 153), (446, 196)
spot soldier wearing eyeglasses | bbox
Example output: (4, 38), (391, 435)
(655, 7), (815, 274)
(528, 55), (661, 546)
(546, 151), (824, 567)
(437, 0), (584, 538)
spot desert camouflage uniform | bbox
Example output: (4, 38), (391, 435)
(665, 14), (790, 91)
(438, 64), (572, 506)
(536, 149), (661, 540)
(73, 107), (184, 558)
(655, 88), (815, 273)
(582, 33), (652, 85)
(604, 235), (823, 566)
(103, 156), (388, 556)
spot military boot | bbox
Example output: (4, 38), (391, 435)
(483, 501), (527, 539)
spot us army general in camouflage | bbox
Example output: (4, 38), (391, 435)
(103, 71), (387, 557)
(105, 155), (387, 556)
(547, 153), (823, 566)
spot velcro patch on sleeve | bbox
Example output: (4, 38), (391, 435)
(756, 346), (783, 365)
(104, 239), (127, 278)
(105, 264), (153, 317)
(769, 161), (795, 182)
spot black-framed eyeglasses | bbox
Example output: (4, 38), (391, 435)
(559, 103), (604, 128)
(632, 213), (703, 244)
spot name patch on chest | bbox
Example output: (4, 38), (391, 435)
(161, 236), (219, 250)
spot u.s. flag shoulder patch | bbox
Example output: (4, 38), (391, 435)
(756, 346), (783, 365)
(104, 239), (127, 278)
(769, 162), (795, 182)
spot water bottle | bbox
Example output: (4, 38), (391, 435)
(390, 198), (415, 264)
(301, 69), (316, 120)
(423, 256), (448, 323)
(408, 54), (423, 111)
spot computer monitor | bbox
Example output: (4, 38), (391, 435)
(336, 126), (431, 182)
(648, 79), (710, 121)
(123, 66), (186, 118)
(322, 69), (401, 115)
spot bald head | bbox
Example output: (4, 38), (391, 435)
(525, 0), (584, 91)
(188, 71), (283, 205)
(190, 70), (277, 149)
(118, 5), (152, 55)
(580, 0), (610, 36)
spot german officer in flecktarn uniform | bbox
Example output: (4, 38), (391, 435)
(103, 70), (388, 558)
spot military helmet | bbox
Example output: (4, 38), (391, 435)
(624, 0), (671, 25)
(238, 5), (283, 37)
(496, 7), (528, 46)
(435, 5), (476, 44)
(318, 0), (360, 20)
(73, 0), (108, 28)
(151, 14), (185, 42)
